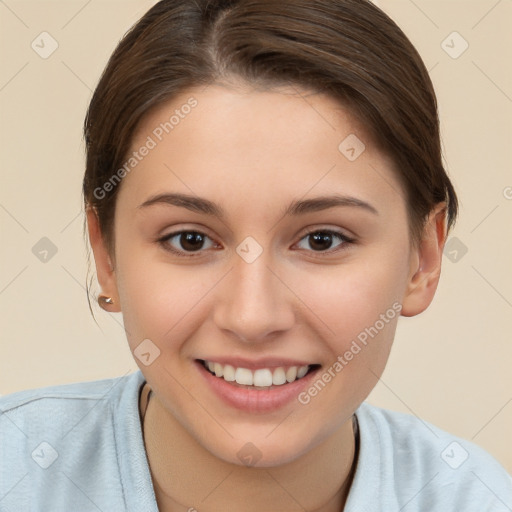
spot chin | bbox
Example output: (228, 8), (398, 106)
(195, 423), (323, 469)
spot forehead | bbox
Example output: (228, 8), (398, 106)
(119, 83), (403, 212)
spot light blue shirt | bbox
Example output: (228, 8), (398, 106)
(1, 370), (511, 511)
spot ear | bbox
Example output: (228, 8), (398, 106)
(401, 203), (448, 317)
(86, 207), (121, 312)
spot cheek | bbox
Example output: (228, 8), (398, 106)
(285, 248), (409, 392)
(114, 245), (218, 353)
(296, 258), (405, 338)
(288, 262), (405, 420)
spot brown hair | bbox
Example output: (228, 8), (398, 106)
(83, 0), (457, 253)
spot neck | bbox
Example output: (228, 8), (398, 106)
(142, 389), (357, 512)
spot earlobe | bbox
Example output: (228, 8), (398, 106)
(401, 204), (448, 317)
(86, 207), (121, 312)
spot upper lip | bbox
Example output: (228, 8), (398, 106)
(196, 357), (318, 370)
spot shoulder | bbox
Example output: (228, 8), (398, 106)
(0, 371), (141, 437)
(349, 402), (512, 511)
(0, 371), (152, 510)
(0, 372), (134, 410)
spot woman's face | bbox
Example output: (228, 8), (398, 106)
(94, 83), (436, 466)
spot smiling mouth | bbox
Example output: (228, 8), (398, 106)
(198, 359), (321, 390)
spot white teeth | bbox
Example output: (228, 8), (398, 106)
(297, 365), (309, 379)
(235, 367), (253, 385)
(272, 367), (287, 386)
(223, 364), (235, 382)
(285, 366), (297, 383)
(204, 360), (313, 387)
(253, 369), (273, 387)
(214, 362), (224, 377)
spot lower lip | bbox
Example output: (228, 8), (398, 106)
(195, 361), (320, 413)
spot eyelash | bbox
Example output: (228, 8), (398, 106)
(157, 228), (355, 258)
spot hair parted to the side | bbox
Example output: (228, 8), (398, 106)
(83, 0), (458, 256)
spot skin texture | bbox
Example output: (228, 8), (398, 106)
(87, 83), (447, 511)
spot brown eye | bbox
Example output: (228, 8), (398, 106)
(308, 232), (334, 251)
(296, 230), (353, 253)
(161, 231), (216, 254)
(179, 232), (206, 251)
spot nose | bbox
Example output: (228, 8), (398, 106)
(212, 251), (295, 343)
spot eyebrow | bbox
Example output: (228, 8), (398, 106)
(138, 192), (378, 217)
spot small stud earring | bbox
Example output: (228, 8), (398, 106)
(98, 295), (114, 310)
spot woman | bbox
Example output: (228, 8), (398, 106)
(1, 0), (511, 510)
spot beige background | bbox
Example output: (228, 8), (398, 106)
(1, 0), (511, 473)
